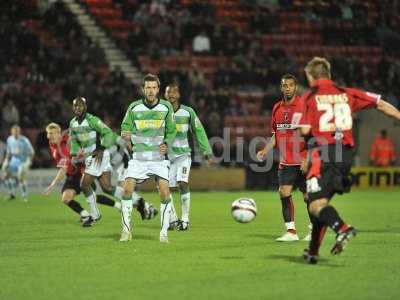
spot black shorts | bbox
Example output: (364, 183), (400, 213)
(307, 145), (354, 202)
(61, 174), (82, 194)
(278, 165), (306, 193)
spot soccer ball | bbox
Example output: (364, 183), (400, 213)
(231, 198), (257, 223)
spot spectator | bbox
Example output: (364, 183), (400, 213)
(369, 129), (396, 167)
(2, 99), (20, 128)
(192, 30), (211, 53)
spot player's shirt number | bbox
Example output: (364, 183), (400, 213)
(317, 103), (352, 132)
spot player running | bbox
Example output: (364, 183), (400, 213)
(165, 83), (212, 231)
(69, 97), (145, 226)
(44, 123), (156, 226)
(257, 74), (312, 242)
(119, 74), (176, 242)
(299, 57), (400, 264)
(1, 125), (34, 202)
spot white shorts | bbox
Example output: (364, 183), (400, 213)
(169, 155), (191, 188)
(85, 150), (112, 177)
(124, 159), (170, 182)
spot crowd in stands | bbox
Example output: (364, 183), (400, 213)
(1, 0), (400, 167)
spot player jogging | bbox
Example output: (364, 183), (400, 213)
(1, 125), (34, 202)
(299, 57), (400, 264)
(119, 74), (176, 243)
(165, 83), (212, 231)
(257, 74), (312, 242)
(69, 97), (132, 226)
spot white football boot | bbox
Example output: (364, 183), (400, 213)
(159, 233), (169, 243)
(119, 231), (132, 242)
(276, 232), (300, 242)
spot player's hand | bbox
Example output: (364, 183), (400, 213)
(256, 149), (267, 161)
(121, 131), (131, 141)
(204, 155), (214, 166)
(300, 159), (309, 174)
(93, 149), (104, 166)
(159, 143), (168, 155)
(43, 182), (56, 196)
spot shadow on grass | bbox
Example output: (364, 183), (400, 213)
(247, 234), (277, 240)
(99, 233), (155, 241)
(266, 255), (343, 268)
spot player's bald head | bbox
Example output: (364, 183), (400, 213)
(72, 96), (87, 106)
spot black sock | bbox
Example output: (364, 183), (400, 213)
(318, 206), (345, 233)
(280, 195), (294, 223)
(309, 218), (326, 255)
(96, 194), (116, 207)
(66, 200), (84, 215)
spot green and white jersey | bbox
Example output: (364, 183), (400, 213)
(121, 98), (176, 161)
(69, 113), (117, 157)
(169, 104), (212, 160)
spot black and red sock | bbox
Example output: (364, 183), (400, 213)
(96, 194), (116, 207)
(280, 195), (295, 223)
(66, 200), (84, 215)
(318, 205), (348, 234)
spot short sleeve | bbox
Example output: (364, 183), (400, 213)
(347, 88), (380, 112)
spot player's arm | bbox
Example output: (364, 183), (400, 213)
(1, 141), (11, 171)
(68, 123), (80, 157)
(88, 115), (117, 149)
(189, 108), (213, 160)
(256, 134), (276, 161)
(43, 166), (67, 195)
(163, 102), (177, 147)
(121, 105), (135, 143)
(376, 99), (400, 120)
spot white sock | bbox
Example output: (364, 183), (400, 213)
(160, 200), (171, 235)
(181, 192), (191, 223)
(121, 198), (133, 233)
(113, 186), (124, 199)
(86, 191), (100, 219)
(285, 222), (296, 231)
(20, 180), (27, 198)
(169, 196), (178, 223)
(131, 191), (141, 206)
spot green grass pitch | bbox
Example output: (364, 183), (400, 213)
(1, 190), (399, 300)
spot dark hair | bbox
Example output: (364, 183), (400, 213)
(281, 73), (297, 85)
(142, 74), (160, 87)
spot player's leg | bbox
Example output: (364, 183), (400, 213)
(61, 189), (90, 222)
(178, 181), (190, 230)
(5, 172), (17, 200)
(80, 173), (101, 223)
(297, 172), (313, 241)
(158, 177), (172, 243)
(96, 172), (122, 211)
(119, 177), (136, 241)
(302, 192), (313, 242)
(176, 156), (192, 230)
(305, 149), (356, 259)
(18, 165), (29, 202)
(276, 166), (299, 241)
(167, 158), (179, 229)
(61, 174), (91, 223)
